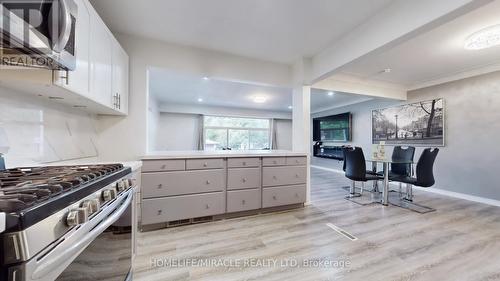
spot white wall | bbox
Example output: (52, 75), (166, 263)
(312, 71), (500, 201)
(95, 33), (293, 161)
(151, 110), (293, 152)
(275, 119), (293, 150)
(155, 112), (199, 151)
(0, 86), (99, 167)
(159, 103), (292, 120)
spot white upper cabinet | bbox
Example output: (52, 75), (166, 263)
(88, 4), (113, 108)
(53, 0), (90, 97)
(111, 37), (129, 114)
(0, 0), (129, 116)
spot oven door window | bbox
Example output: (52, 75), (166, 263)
(55, 203), (132, 281)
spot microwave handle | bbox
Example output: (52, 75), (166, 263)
(29, 190), (133, 280)
(53, 0), (72, 52)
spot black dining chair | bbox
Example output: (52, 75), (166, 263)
(388, 146), (415, 196)
(344, 147), (384, 199)
(390, 148), (439, 213)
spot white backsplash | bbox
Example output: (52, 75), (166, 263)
(0, 86), (99, 167)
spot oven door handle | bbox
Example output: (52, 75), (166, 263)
(30, 190), (134, 280)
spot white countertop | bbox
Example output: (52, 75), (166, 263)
(142, 150), (309, 160)
(21, 159), (143, 172)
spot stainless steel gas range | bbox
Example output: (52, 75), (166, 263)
(0, 164), (136, 281)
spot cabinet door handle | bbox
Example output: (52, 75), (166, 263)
(203, 162), (208, 167)
(242, 200), (246, 205)
(118, 93), (121, 109)
(157, 210), (162, 215)
(205, 204), (210, 209)
(295, 193), (299, 198)
(242, 161), (246, 166)
(242, 178), (247, 183)
(161, 164), (166, 169)
(273, 195), (277, 200)
(60, 70), (69, 85)
(157, 184), (163, 189)
(206, 180), (211, 185)
(295, 174), (300, 178)
(273, 176), (277, 180)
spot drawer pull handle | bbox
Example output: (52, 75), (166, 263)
(205, 204), (210, 209)
(206, 180), (211, 185)
(203, 162), (208, 167)
(242, 178), (247, 183)
(242, 200), (246, 205)
(158, 184), (163, 189)
(295, 193), (299, 198)
(273, 195), (277, 200)
(161, 165), (166, 169)
(295, 174), (300, 178)
(273, 176), (277, 180)
(242, 162), (247, 166)
(157, 210), (162, 215)
(273, 160), (277, 164)
(296, 160), (300, 163)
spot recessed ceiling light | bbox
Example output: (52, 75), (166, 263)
(288, 105), (293, 109)
(328, 92), (334, 96)
(253, 96), (267, 103)
(197, 98), (203, 102)
(383, 68), (392, 73)
(465, 24), (500, 50)
(202, 77), (210, 81)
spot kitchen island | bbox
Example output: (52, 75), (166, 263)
(140, 150), (309, 230)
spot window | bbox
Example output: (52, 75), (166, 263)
(204, 116), (270, 150)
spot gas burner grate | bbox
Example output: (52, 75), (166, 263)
(0, 164), (124, 213)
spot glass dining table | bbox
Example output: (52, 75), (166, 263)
(365, 158), (414, 206)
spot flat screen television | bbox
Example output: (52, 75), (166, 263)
(313, 112), (352, 142)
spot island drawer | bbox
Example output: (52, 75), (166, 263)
(142, 192), (225, 224)
(262, 166), (307, 187)
(142, 170), (224, 198)
(186, 158), (224, 170)
(227, 157), (261, 168)
(227, 188), (261, 213)
(227, 168), (260, 190)
(262, 157), (286, 166)
(262, 185), (306, 208)
(142, 159), (185, 172)
(286, 156), (307, 166)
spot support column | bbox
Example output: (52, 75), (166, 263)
(292, 85), (311, 203)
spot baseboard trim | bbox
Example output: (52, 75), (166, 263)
(310, 165), (500, 208)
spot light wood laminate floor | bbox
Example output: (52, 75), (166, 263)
(134, 168), (500, 281)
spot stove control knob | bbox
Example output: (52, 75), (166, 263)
(116, 180), (126, 192)
(128, 178), (135, 187)
(102, 189), (117, 202)
(66, 208), (89, 227)
(81, 198), (100, 215)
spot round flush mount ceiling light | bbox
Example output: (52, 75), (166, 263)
(288, 105), (293, 109)
(328, 91), (334, 96)
(464, 24), (500, 50)
(253, 96), (267, 103)
(197, 98), (203, 102)
(202, 76), (210, 81)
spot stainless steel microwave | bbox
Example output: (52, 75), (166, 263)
(0, 0), (77, 70)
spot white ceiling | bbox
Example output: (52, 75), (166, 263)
(149, 68), (373, 112)
(149, 68), (293, 112)
(310, 89), (374, 114)
(89, 0), (393, 64)
(339, 0), (500, 89)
